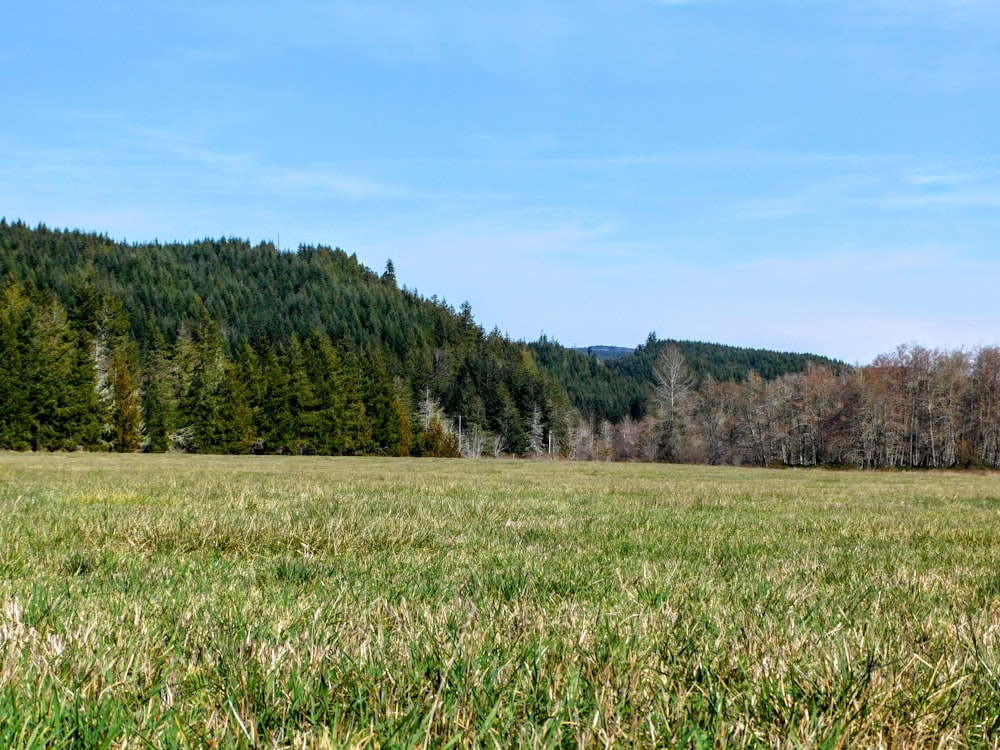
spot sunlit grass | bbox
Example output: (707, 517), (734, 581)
(1, 453), (999, 747)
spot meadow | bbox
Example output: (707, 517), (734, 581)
(1, 453), (999, 748)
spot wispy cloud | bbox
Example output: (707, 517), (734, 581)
(69, 120), (409, 202)
(263, 166), (409, 200)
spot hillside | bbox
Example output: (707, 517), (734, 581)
(535, 335), (847, 423)
(0, 220), (570, 455)
(1, 220), (845, 455)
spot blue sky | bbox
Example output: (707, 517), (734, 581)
(2, 0), (998, 363)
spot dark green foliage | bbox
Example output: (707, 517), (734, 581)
(363, 349), (406, 456)
(619, 335), (847, 387)
(421, 416), (461, 457)
(0, 290), (104, 450)
(0, 285), (33, 449)
(106, 348), (142, 452)
(140, 341), (176, 453)
(0, 222), (569, 456)
(531, 337), (644, 423)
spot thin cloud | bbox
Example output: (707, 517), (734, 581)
(264, 166), (410, 201)
(94, 121), (409, 202)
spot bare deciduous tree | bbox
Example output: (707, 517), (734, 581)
(527, 406), (545, 457)
(463, 424), (488, 459)
(651, 344), (693, 461)
(491, 431), (507, 459)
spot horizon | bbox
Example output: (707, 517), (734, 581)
(3, 1), (998, 365)
(0, 215), (987, 367)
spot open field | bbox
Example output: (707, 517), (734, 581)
(1, 454), (1000, 748)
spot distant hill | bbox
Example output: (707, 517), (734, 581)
(575, 345), (633, 360)
(540, 335), (848, 422)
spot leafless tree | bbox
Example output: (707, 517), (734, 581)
(651, 344), (693, 461)
(417, 387), (438, 430)
(527, 406), (545, 457)
(491, 431), (508, 459)
(463, 424), (488, 459)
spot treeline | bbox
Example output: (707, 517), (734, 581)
(531, 334), (847, 424)
(573, 345), (1000, 469)
(0, 282), (577, 456)
(0, 219), (579, 456)
(8, 220), (991, 469)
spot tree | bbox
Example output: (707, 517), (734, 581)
(969, 347), (1000, 467)
(491, 431), (508, 459)
(336, 342), (373, 455)
(527, 405), (545, 457)
(141, 341), (177, 452)
(651, 344), (693, 461)
(0, 285), (33, 449)
(286, 336), (320, 454)
(423, 415), (460, 457)
(213, 360), (257, 454)
(462, 424), (489, 459)
(94, 300), (143, 452)
(27, 296), (103, 450)
(362, 349), (405, 456)
(106, 348), (143, 452)
(382, 259), (397, 287)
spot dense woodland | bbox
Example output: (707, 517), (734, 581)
(2, 220), (997, 468)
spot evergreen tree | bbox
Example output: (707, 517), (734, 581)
(214, 359), (257, 454)
(141, 340), (178, 452)
(26, 296), (102, 450)
(257, 342), (293, 454)
(106, 348), (143, 452)
(307, 336), (347, 455)
(286, 336), (320, 454)
(0, 285), (33, 449)
(362, 348), (404, 455)
(173, 318), (227, 452)
(423, 415), (460, 458)
(336, 341), (373, 455)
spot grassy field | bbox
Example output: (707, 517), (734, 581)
(1, 453), (999, 748)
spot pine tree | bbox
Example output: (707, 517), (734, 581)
(27, 296), (103, 450)
(337, 342), (373, 455)
(286, 336), (320, 454)
(106, 348), (143, 452)
(214, 360), (257, 454)
(258, 342), (293, 454)
(363, 349), (404, 455)
(141, 341), (178, 452)
(308, 336), (346, 455)
(0, 285), (33, 449)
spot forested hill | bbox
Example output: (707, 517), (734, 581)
(532, 335), (848, 423)
(0, 220), (571, 455)
(1, 220), (843, 455)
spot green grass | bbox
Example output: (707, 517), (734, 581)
(1, 453), (1000, 747)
